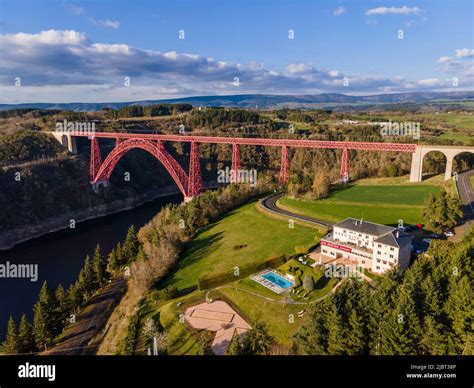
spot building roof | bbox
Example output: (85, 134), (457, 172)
(334, 218), (413, 248)
(374, 230), (413, 248)
(334, 218), (395, 236)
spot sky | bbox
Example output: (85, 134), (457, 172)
(0, 0), (472, 103)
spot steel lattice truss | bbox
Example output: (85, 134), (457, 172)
(73, 131), (418, 197)
(72, 132), (418, 152)
(92, 138), (189, 196)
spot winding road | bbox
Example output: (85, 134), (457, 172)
(456, 169), (474, 219)
(261, 193), (333, 228)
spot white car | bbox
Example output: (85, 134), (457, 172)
(444, 231), (454, 237)
(422, 238), (432, 243)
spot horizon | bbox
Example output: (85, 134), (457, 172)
(1, 90), (474, 107)
(0, 0), (473, 103)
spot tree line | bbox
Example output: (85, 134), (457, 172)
(104, 104), (192, 119)
(1, 226), (140, 354)
(294, 227), (473, 355)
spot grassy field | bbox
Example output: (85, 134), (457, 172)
(161, 201), (321, 291)
(278, 180), (442, 226)
(470, 175), (474, 187)
(137, 200), (332, 354)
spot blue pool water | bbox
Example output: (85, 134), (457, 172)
(262, 272), (293, 289)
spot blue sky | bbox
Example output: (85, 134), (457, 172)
(0, 0), (472, 102)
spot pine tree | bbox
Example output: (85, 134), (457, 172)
(122, 226), (139, 263)
(346, 310), (366, 355)
(444, 276), (473, 343)
(67, 282), (83, 313)
(78, 255), (95, 300)
(2, 316), (18, 354)
(380, 286), (421, 355)
(17, 314), (35, 353)
(107, 247), (118, 273)
(420, 316), (446, 355)
(55, 284), (69, 332)
(294, 301), (330, 354)
(326, 304), (345, 355)
(32, 281), (57, 350)
(234, 321), (273, 355)
(33, 303), (51, 351)
(92, 244), (106, 288)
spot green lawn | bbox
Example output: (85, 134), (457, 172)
(162, 201), (321, 291)
(470, 175), (474, 188)
(214, 286), (307, 348)
(278, 183), (441, 226)
(327, 184), (439, 206)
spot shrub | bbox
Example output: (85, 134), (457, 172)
(154, 285), (179, 301)
(294, 270), (303, 287)
(303, 274), (314, 292)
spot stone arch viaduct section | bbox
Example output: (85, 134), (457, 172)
(409, 145), (474, 182)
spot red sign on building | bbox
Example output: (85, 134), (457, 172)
(321, 240), (352, 253)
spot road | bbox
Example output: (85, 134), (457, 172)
(456, 169), (474, 219)
(44, 276), (126, 355)
(261, 193), (333, 228)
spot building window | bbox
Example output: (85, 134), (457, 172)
(377, 251), (381, 255)
(378, 244), (381, 248)
(376, 266), (380, 270)
(390, 247), (394, 251)
(390, 254), (394, 258)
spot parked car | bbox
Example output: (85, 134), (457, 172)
(444, 231), (455, 237)
(423, 238), (433, 243)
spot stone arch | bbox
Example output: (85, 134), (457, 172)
(421, 149), (447, 180)
(452, 151), (474, 175)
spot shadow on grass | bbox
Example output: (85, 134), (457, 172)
(158, 231), (224, 289)
(314, 275), (330, 290)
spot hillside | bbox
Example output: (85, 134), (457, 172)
(1, 91), (473, 111)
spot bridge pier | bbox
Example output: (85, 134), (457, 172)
(339, 148), (349, 182)
(91, 180), (109, 193)
(445, 155), (454, 181)
(50, 131), (77, 154)
(279, 146), (289, 184)
(409, 147), (423, 182)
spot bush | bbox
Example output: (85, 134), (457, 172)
(303, 274), (314, 291)
(294, 270), (303, 287)
(154, 285), (179, 301)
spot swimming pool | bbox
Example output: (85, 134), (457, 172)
(262, 272), (293, 289)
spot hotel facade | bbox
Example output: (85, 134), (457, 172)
(320, 218), (413, 274)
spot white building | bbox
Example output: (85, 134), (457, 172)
(320, 218), (413, 274)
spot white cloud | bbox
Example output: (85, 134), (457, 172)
(437, 49), (474, 81)
(366, 6), (421, 16)
(66, 3), (84, 15)
(90, 18), (120, 29)
(0, 29), (465, 103)
(456, 48), (474, 58)
(333, 6), (347, 16)
(417, 78), (443, 87)
(438, 56), (452, 63)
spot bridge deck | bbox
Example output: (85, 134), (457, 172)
(62, 131), (418, 152)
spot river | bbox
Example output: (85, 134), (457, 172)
(0, 193), (182, 341)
